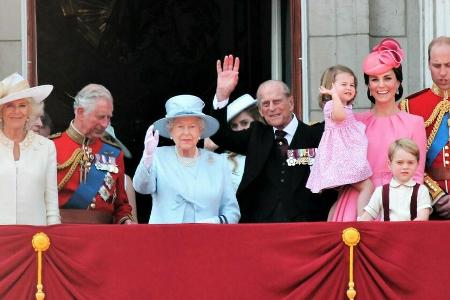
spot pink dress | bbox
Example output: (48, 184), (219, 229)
(307, 101), (372, 192)
(331, 110), (427, 221)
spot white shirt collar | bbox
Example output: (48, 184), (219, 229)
(273, 114), (298, 145)
(389, 178), (416, 188)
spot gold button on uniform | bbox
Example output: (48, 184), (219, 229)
(90, 203), (96, 209)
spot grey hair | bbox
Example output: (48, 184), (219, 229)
(73, 84), (113, 115)
(28, 101), (44, 130)
(256, 80), (291, 107)
(166, 117), (205, 135)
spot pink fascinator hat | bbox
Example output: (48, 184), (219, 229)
(362, 38), (405, 75)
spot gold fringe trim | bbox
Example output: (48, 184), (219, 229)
(32, 232), (50, 300)
(57, 149), (83, 191)
(424, 101), (450, 149)
(342, 227), (360, 300)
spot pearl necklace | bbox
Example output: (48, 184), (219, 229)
(176, 147), (199, 167)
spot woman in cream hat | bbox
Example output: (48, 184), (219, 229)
(205, 94), (263, 192)
(329, 38), (427, 221)
(0, 73), (60, 225)
(133, 94), (240, 224)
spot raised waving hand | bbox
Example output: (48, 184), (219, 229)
(216, 55), (240, 101)
(142, 125), (159, 168)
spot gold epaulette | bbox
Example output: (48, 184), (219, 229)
(100, 133), (120, 148)
(48, 132), (62, 139)
(424, 174), (446, 205)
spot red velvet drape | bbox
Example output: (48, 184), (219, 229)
(0, 222), (448, 299)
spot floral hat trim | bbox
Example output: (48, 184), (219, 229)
(363, 38), (405, 75)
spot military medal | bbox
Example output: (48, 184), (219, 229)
(80, 145), (94, 183)
(98, 185), (110, 201)
(107, 156), (119, 174)
(296, 149), (305, 165)
(286, 150), (297, 166)
(112, 190), (117, 204)
(307, 148), (316, 165)
(104, 172), (114, 189)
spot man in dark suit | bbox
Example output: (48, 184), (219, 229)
(210, 55), (336, 223)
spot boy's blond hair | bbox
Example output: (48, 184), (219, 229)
(388, 138), (420, 162)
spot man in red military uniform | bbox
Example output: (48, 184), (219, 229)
(52, 84), (134, 224)
(400, 36), (450, 218)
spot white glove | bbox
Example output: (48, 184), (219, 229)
(143, 125), (159, 169)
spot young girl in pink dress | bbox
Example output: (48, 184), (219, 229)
(307, 65), (374, 216)
(330, 38), (427, 221)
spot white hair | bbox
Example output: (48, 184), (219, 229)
(73, 84), (113, 115)
(167, 117), (205, 133)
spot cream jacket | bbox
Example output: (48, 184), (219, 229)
(0, 130), (60, 225)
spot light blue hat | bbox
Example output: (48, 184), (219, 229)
(105, 125), (132, 159)
(153, 95), (219, 139)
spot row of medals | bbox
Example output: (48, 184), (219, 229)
(94, 152), (119, 201)
(286, 149), (316, 166)
(80, 146), (118, 202)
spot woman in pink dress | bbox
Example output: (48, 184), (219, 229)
(330, 38), (427, 221)
(307, 65), (373, 216)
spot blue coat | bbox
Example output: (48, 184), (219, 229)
(133, 146), (240, 224)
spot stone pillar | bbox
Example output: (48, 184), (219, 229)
(0, 0), (23, 79)
(307, 0), (370, 122)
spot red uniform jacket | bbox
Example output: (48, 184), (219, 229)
(400, 85), (450, 201)
(52, 124), (132, 223)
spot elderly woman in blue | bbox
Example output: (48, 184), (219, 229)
(133, 95), (240, 224)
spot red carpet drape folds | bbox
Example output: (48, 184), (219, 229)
(0, 222), (448, 299)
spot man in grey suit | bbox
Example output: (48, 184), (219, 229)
(210, 55), (336, 223)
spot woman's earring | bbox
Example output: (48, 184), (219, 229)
(24, 118), (30, 131)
